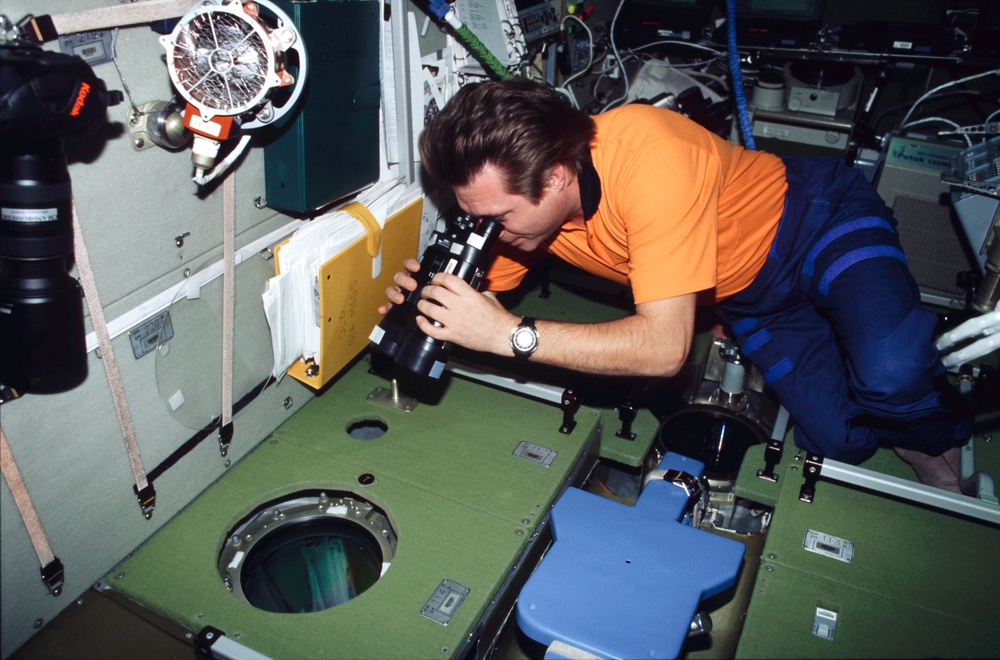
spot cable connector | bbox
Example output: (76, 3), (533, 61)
(428, 0), (452, 20)
(605, 54), (619, 79)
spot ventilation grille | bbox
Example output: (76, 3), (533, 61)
(893, 195), (972, 299)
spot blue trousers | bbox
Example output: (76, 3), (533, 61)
(719, 156), (972, 464)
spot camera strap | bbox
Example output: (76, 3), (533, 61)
(19, 0), (194, 44)
(72, 204), (155, 520)
(0, 427), (65, 596)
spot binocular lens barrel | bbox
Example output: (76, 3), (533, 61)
(370, 215), (502, 379)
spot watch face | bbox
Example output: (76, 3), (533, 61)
(513, 327), (537, 352)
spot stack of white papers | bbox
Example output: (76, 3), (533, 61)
(262, 179), (416, 380)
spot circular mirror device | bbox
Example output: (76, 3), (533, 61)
(218, 492), (396, 613)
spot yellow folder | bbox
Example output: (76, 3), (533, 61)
(275, 198), (422, 389)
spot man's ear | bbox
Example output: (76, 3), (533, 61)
(546, 163), (573, 191)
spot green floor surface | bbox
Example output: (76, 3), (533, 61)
(108, 359), (601, 659)
(736, 438), (1000, 658)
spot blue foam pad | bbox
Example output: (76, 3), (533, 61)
(517, 453), (746, 659)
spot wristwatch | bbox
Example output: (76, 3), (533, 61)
(509, 317), (539, 363)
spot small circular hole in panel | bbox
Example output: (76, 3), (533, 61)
(346, 418), (388, 440)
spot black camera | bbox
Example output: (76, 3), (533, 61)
(369, 213), (502, 379)
(1, 43), (122, 394)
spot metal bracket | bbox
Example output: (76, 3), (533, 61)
(367, 380), (419, 412)
(797, 453), (1000, 524)
(940, 122), (1000, 136)
(644, 468), (705, 514)
(195, 625), (274, 658)
(799, 453), (824, 503)
(757, 439), (784, 483)
(194, 626), (225, 657)
(941, 173), (1000, 199)
(615, 402), (637, 440)
(40, 557), (64, 597)
(559, 389), (579, 434)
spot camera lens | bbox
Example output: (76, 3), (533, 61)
(0, 139), (88, 393)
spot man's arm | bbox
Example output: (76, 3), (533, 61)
(409, 270), (696, 377)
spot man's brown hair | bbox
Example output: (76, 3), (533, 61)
(419, 79), (597, 203)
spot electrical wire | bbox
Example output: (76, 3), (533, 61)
(193, 134), (252, 186)
(901, 117), (973, 146)
(599, 0), (630, 112)
(872, 89), (1000, 135)
(558, 15), (594, 96)
(624, 39), (724, 58)
(110, 27), (139, 114)
(899, 68), (1000, 132)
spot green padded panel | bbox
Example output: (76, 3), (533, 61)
(110, 359), (600, 659)
(501, 274), (658, 468)
(737, 442), (1000, 658)
(491, 272), (716, 468)
(738, 561), (995, 659)
(734, 429), (792, 508)
(270, 360), (601, 525)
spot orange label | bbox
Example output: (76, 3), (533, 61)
(69, 82), (91, 117)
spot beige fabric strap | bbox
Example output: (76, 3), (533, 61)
(0, 428), (56, 567)
(73, 206), (154, 518)
(50, 0), (194, 35)
(219, 174), (236, 454)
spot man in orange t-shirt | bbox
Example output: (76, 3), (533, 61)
(381, 79), (971, 492)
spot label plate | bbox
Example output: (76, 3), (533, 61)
(513, 441), (556, 467)
(420, 579), (470, 625)
(129, 311), (174, 359)
(803, 529), (855, 563)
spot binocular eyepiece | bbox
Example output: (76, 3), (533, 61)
(369, 213), (502, 379)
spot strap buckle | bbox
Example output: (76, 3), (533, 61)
(218, 421), (234, 457)
(135, 483), (157, 519)
(40, 557), (65, 597)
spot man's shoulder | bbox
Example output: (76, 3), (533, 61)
(596, 103), (670, 125)
(595, 103), (698, 144)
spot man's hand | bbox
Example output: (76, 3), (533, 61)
(378, 258), (422, 316)
(415, 272), (518, 356)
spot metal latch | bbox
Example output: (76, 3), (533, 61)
(757, 439), (784, 483)
(559, 389), (580, 434)
(799, 453), (824, 503)
(615, 402), (637, 440)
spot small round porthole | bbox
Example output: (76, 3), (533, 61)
(218, 492), (396, 613)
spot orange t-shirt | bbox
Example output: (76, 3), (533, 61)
(484, 104), (787, 305)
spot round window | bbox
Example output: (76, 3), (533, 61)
(219, 492), (396, 613)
